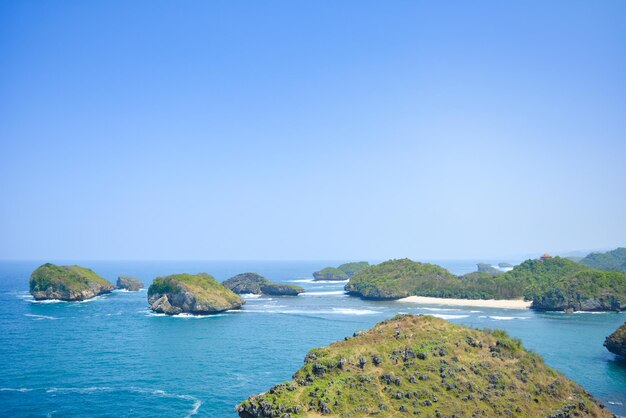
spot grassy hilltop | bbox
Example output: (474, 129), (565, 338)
(237, 315), (610, 418)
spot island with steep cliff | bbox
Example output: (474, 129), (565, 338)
(604, 322), (626, 358)
(236, 315), (610, 417)
(313, 262), (370, 281)
(344, 257), (626, 312)
(116, 275), (144, 291)
(223, 273), (304, 296)
(29, 263), (115, 301)
(148, 273), (244, 315)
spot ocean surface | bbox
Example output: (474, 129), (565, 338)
(0, 260), (624, 417)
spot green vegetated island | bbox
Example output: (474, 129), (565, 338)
(29, 263), (116, 301)
(313, 262), (370, 281)
(236, 314), (611, 418)
(223, 272), (304, 296)
(344, 257), (626, 312)
(148, 273), (244, 315)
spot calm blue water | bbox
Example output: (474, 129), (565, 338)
(0, 260), (624, 417)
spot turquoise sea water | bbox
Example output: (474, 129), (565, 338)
(0, 260), (624, 417)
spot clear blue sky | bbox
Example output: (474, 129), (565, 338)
(1, 1), (625, 260)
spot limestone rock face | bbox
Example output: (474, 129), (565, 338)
(236, 315), (611, 418)
(116, 276), (144, 291)
(605, 322), (626, 357)
(29, 263), (115, 301)
(147, 273), (244, 315)
(222, 273), (304, 296)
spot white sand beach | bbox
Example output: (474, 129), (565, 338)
(397, 296), (532, 309)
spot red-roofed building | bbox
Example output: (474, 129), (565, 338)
(540, 253), (553, 260)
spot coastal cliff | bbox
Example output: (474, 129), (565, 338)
(223, 273), (304, 296)
(236, 315), (610, 417)
(604, 322), (626, 357)
(29, 263), (115, 301)
(116, 276), (144, 291)
(148, 273), (244, 315)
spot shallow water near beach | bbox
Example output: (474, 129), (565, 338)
(1, 260), (625, 417)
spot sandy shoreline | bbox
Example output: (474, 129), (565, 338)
(397, 296), (532, 309)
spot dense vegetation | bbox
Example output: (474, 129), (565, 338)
(29, 263), (115, 301)
(313, 262), (370, 280)
(344, 258), (626, 311)
(337, 262), (370, 276)
(604, 322), (626, 357)
(236, 315), (610, 418)
(580, 247), (626, 272)
(223, 272), (304, 296)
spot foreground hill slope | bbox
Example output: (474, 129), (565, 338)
(236, 315), (610, 418)
(29, 263), (115, 301)
(148, 273), (244, 314)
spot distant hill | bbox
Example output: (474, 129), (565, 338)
(580, 247), (626, 272)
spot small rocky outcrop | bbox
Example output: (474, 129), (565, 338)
(313, 267), (348, 281)
(223, 273), (304, 296)
(148, 273), (244, 315)
(313, 262), (369, 281)
(236, 315), (610, 417)
(477, 263), (503, 275)
(29, 263), (115, 301)
(116, 276), (144, 291)
(604, 322), (626, 357)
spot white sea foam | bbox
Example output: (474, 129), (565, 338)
(24, 314), (59, 320)
(23, 386), (202, 416)
(421, 307), (462, 312)
(429, 314), (469, 320)
(233, 307), (378, 315)
(312, 279), (349, 284)
(487, 316), (529, 320)
(299, 290), (346, 296)
(29, 299), (65, 304)
(290, 279), (314, 283)
(330, 308), (378, 315)
(145, 311), (226, 319)
(240, 293), (262, 298)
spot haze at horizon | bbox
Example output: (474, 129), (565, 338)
(1, 0), (625, 261)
